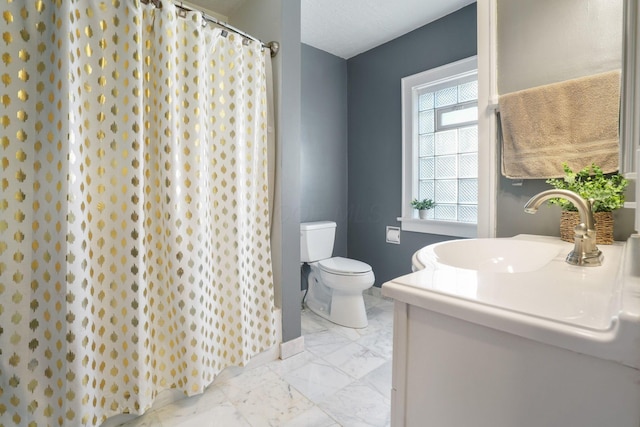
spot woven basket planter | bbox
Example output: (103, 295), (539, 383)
(560, 211), (614, 245)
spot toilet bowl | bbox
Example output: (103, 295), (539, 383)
(300, 222), (375, 328)
(306, 256), (375, 328)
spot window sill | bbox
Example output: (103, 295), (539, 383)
(397, 217), (477, 238)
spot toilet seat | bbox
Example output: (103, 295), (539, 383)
(318, 257), (372, 276)
(315, 257), (375, 292)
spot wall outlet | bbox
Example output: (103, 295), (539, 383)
(386, 226), (401, 244)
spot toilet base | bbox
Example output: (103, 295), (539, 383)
(306, 286), (369, 329)
(305, 262), (374, 329)
(330, 290), (368, 328)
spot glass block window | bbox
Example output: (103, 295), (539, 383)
(401, 56), (478, 237)
(416, 74), (478, 224)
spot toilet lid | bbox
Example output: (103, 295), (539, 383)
(318, 257), (372, 275)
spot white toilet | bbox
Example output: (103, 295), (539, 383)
(300, 221), (375, 328)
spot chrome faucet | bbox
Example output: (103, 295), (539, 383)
(524, 189), (603, 266)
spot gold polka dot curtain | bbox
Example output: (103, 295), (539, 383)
(0, 1), (276, 425)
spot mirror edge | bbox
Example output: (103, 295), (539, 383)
(621, 0), (639, 176)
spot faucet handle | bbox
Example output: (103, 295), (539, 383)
(574, 223), (588, 238)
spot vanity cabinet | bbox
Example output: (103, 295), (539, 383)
(387, 300), (640, 427)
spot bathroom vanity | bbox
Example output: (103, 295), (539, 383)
(382, 234), (640, 427)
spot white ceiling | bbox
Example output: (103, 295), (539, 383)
(301, 0), (476, 59)
(186, 0), (476, 59)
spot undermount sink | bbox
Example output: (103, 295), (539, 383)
(420, 237), (563, 273)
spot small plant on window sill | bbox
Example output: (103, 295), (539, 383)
(411, 198), (436, 219)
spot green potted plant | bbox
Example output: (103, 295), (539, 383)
(546, 163), (628, 244)
(411, 198), (436, 219)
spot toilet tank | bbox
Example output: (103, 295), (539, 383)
(300, 221), (336, 262)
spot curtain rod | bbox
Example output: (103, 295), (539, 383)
(140, 0), (280, 57)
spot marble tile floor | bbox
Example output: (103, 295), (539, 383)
(107, 293), (394, 427)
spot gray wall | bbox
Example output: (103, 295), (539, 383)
(232, 0), (302, 342)
(346, 4), (477, 286)
(301, 44), (348, 257)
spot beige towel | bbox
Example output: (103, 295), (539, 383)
(499, 70), (621, 179)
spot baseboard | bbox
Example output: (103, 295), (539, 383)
(279, 335), (305, 359)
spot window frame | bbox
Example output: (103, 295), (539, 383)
(399, 56), (479, 238)
(436, 101), (478, 131)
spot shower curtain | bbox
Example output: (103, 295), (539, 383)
(0, 1), (276, 425)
